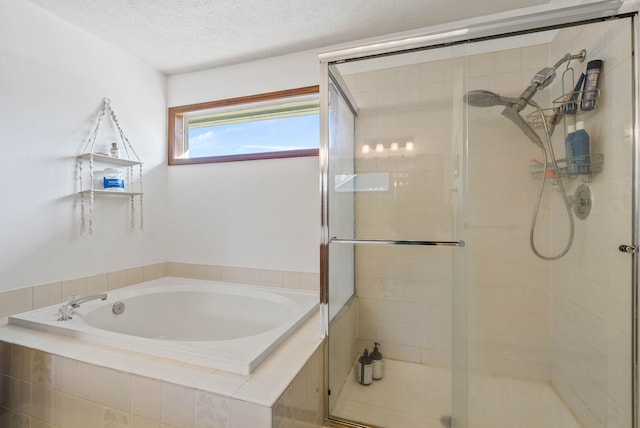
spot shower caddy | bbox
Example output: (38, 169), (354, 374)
(527, 54), (603, 182)
(76, 98), (144, 234)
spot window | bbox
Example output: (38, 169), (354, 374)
(168, 86), (319, 165)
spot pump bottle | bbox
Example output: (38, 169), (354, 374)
(356, 349), (373, 385)
(371, 343), (383, 380)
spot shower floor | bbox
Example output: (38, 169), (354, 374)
(331, 359), (583, 428)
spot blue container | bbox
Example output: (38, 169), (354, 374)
(564, 124), (576, 176)
(573, 121), (590, 174)
(103, 177), (125, 189)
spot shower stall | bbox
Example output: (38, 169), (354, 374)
(320, 3), (637, 428)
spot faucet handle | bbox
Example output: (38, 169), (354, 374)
(57, 304), (74, 321)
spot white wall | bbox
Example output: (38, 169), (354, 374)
(166, 52), (321, 273)
(0, 1), (168, 292)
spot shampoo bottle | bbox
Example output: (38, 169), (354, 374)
(371, 342), (383, 380)
(573, 121), (591, 174)
(356, 349), (373, 386)
(564, 124), (576, 176)
(581, 60), (602, 111)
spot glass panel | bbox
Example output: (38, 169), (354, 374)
(327, 46), (466, 428)
(464, 18), (633, 428)
(325, 16), (634, 428)
(327, 78), (358, 416)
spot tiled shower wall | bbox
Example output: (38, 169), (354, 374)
(343, 44), (555, 377)
(344, 61), (458, 368)
(548, 19), (633, 428)
(342, 17), (634, 428)
(466, 44), (554, 381)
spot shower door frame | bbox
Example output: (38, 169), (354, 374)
(319, 2), (640, 427)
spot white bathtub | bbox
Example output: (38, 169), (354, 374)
(9, 277), (319, 375)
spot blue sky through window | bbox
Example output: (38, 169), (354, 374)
(187, 114), (319, 158)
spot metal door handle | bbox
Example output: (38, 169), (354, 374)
(330, 238), (465, 247)
(618, 244), (637, 254)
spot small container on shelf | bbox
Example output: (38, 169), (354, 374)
(110, 142), (121, 158)
(94, 143), (111, 156)
(103, 168), (125, 191)
(94, 168), (125, 191)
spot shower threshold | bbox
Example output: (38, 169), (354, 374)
(331, 359), (583, 428)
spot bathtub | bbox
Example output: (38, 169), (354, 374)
(8, 277), (319, 375)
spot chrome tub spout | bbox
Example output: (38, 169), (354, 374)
(58, 293), (107, 321)
(66, 293), (108, 308)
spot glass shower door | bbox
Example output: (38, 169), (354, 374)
(324, 50), (469, 428)
(462, 17), (635, 428)
(323, 14), (635, 428)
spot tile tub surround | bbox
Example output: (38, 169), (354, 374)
(0, 262), (320, 319)
(0, 309), (323, 428)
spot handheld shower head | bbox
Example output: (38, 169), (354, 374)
(464, 90), (525, 109)
(464, 90), (502, 107)
(501, 106), (544, 148)
(464, 89), (543, 148)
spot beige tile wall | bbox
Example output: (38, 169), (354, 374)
(0, 341), (324, 428)
(0, 263), (319, 319)
(327, 297), (357, 412)
(466, 44), (554, 382)
(548, 19), (633, 428)
(344, 47), (554, 378)
(0, 263), (167, 319)
(344, 60), (458, 369)
(272, 343), (324, 428)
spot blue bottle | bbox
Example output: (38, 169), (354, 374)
(564, 124), (576, 176)
(573, 121), (590, 174)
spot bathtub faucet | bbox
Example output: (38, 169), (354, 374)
(58, 293), (107, 321)
(57, 293), (107, 321)
(66, 293), (108, 308)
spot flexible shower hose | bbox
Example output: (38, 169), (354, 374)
(527, 99), (575, 260)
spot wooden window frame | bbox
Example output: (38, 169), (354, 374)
(168, 85), (319, 165)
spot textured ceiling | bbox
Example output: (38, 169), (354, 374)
(27, 0), (550, 75)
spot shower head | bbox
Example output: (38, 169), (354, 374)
(516, 51), (586, 111)
(464, 90), (501, 107)
(464, 90), (543, 149)
(464, 51), (586, 151)
(463, 90), (524, 109)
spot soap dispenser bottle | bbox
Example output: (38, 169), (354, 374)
(371, 342), (383, 380)
(356, 349), (373, 386)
